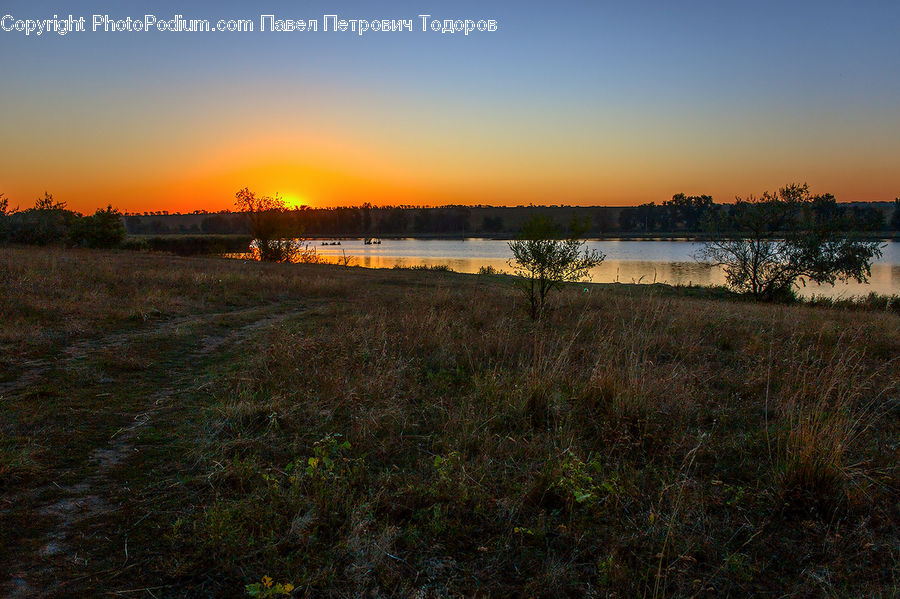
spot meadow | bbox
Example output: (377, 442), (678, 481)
(0, 247), (897, 597)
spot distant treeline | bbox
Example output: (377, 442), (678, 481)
(126, 197), (900, 237)
(619, 194), (892, 234)
(2, 193), (897, 249)
(126, 206), (611, 237)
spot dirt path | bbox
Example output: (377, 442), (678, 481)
(1, 302), (304, 598)
(0, 304), (299, 397)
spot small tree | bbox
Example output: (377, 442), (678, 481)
(696, 183), (883, 301)
(508, 214), (604, 319)
(234, 188), (317, 263)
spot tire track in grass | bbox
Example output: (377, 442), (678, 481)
(0, 301), (305, 597)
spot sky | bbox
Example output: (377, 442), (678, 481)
(1, 0), (899, 213)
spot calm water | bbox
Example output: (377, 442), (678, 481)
(264, 238), (900, 299)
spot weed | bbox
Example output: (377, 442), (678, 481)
(246, 576), (294, 597)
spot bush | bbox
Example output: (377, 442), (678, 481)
(73, 205), (126, 248)
(8, 193), (80, 246)
(477, 265), (505, 276)
(0, 194), (11, 242)
(248, 239), (319, 264)
(3, 193), (129, 249)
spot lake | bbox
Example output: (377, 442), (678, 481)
(256, 238), (900, 299)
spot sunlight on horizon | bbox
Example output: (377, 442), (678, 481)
(282, 194), (312, 210)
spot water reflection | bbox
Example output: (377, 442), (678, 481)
(231, 238), (900, 299)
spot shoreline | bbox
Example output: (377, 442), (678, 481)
(127, 232), (900, 242)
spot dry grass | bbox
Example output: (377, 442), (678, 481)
(1, 247), (898, 597)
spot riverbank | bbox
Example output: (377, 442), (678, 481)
(1, 247), (898, 597)
(119, 235), (900, 299)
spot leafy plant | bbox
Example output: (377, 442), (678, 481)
(508, 214), (604, 319)
(433, 451), (462, 482)
(246, 576), (294, 597)
(302, 433), (356, 480)
(554, 451), (621, 509)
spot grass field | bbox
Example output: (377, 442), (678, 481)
(1, 247), (897, 598)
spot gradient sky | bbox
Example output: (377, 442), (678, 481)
(1, 0), (899, 213)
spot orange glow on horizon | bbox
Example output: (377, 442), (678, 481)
(3, 174), (897, 216)
(3, 4), (900, 217)
(3, 128), (899, 214)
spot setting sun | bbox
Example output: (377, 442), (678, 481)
(281, 193), (311, 210)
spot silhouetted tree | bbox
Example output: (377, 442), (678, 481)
(34, 191), (66, 211)
(697, 183), (883, 301)
(8, 192), (80, 245)
(234, 188), (307, 262)
(849, 205), (883, 231)
(618, 196), (714, 233)
(0, 193), (12, 241)
(664, 194), (715, 231)
(891, 198), (900, 231)
(73, 205), (126, 248)
(619, 202), (661, 232)
(567, 214), (592, 238)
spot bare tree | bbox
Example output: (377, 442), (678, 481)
(234, 188), (317, 263)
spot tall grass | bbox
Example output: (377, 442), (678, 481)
(1, 248), (897, 597)
(774, 338), (898, 514)
(168, 277), (897, 596)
